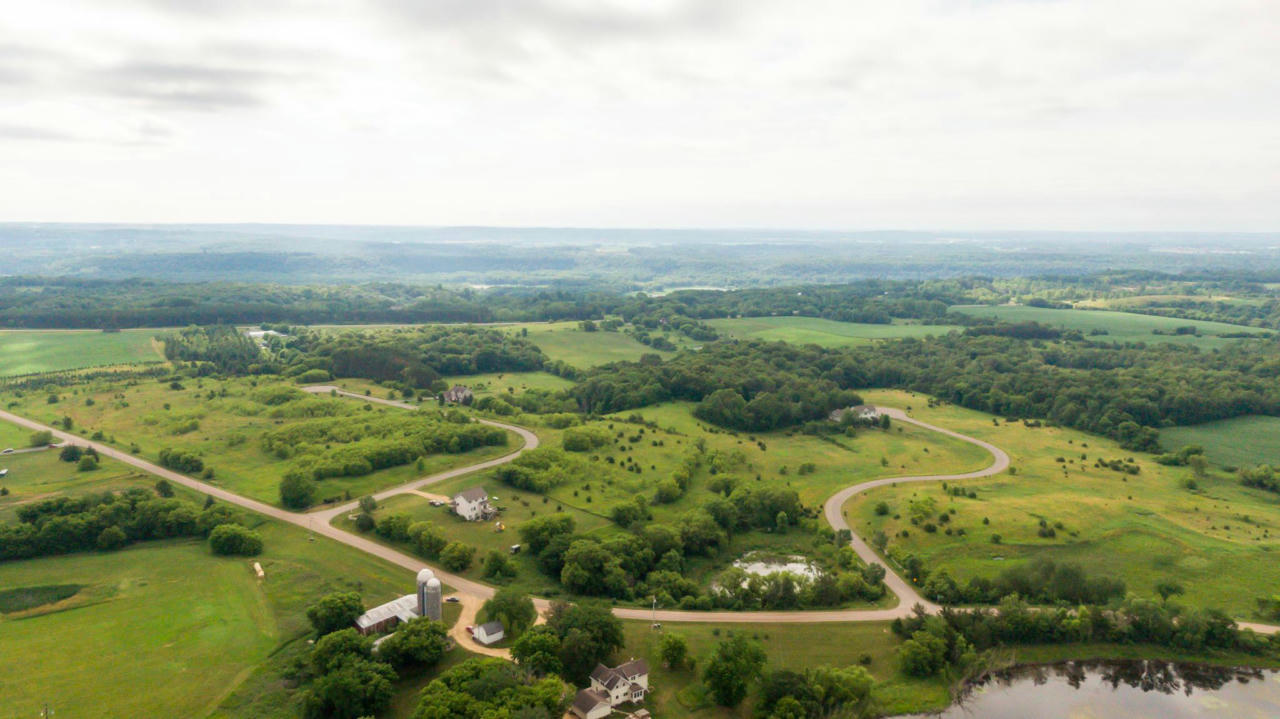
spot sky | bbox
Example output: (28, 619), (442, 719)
(0, 0), (1276, 231)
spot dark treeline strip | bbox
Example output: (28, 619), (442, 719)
(574, 335), (1280, 450)
(0, 488), (249, 561)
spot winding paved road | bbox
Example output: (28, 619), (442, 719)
(3, 393), (1275, 634)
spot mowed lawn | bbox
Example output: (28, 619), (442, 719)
(951, 305), (1262, 348)
(1161, 416), (1280, 468)
(846, 390), (1280, 618)
(0, 329), (163, 376)
(707, 316), (960, 347)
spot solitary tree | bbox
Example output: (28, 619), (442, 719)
(659, 632), (689, 670)
(1156, 581), (1185, 603)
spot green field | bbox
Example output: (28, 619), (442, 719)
(0, 445), (146, 522)
(0, 329), (163, 376)
(500, 321), (684, 367)
(951, 305), (1264, 347)
(845, 390), (1280, 618)
(1161, 415), (1280, 468)
(707, 317), (961, 347)
(0, 510), (439, 719)
(0, 417), (40, 450)
(0, 377), (521, 507)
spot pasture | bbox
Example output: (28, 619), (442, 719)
(845, 390), (1280, 618)
(951, 305), (1263, 347)
(0, 416), (39, 450)
(1161, 415), (1280, 468)
(707, 316), (960, 347)
(0, 377), (521, 507)
(0, 329), (163, 376)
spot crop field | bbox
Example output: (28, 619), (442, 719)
(707, 316), (961, 347)
(0, 329), (164, 376)
(951, 305), (1265, 347)
(0, 377), (521, 507)
(1160, 416), (1280, 469)
(845, 390), (1280, 618)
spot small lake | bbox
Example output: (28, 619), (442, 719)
(732, 553), (820, 581)
(901, 660), (1280, 718)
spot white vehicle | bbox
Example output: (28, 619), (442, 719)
(1, 448), (13, 455)
(0, 468), (7, 477)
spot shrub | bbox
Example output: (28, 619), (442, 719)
(440, 541), (475, 571)
(209, 524), (264, 556)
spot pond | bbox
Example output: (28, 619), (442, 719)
(901, 660), (1280, 718)
(732, 552), (820, 581)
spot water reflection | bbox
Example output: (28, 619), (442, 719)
(903, 660), (1279, 718)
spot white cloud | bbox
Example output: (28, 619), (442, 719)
(0, 0), (1276, 230)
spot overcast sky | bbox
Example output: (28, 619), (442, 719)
(1, 0), (1276, 230)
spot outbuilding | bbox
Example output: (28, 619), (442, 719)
(473, 620), (505, 646)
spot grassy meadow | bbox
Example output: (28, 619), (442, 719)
(0, 416), (40, 450)
(498, 321), (684, 367)
(0, 329), (164, 376)
(951, 305), (1264, 347)
(1161, 416), (1280, 468)
(0, 377), (521, 507)
(707, 316), (961, 347)
(0, 505), (444, 719)
(844, 389), (1280, 618)
(338, 398), (987, 603)
(0, 445), (147, 522)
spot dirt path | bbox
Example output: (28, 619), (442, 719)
(447, 593), (512, 659)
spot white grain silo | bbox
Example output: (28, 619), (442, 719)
(424, 577), (443, 621)
(416, 568), (435, 618)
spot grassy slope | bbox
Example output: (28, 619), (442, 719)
(951, 305), (1259, 348)
(0, 377), (519, 507)
(845, 389), (1280, 618)
(707, 317), (961, 347)
(0, 329), (163, 376)
(1161, 416), (1280, 468)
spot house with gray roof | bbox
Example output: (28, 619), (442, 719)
(453, 486), (493, 521)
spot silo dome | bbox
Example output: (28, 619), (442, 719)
(416, 568), (435, 585)
(426, 577), (441, 589)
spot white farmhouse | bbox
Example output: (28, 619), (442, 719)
(452, 487), (492, 521)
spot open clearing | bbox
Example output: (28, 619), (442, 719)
(1161, 415), (1280, 468)
(845, 389), (1280, 618)
(707, 316), (960, 347)
(951, 305), (1265, 347)
(0, 329), (163, 376)
(499, 321), (685, 367)
(0, 445), (145, 522)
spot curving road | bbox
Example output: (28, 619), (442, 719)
(3, 393), (1276, 634)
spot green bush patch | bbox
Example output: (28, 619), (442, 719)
(0, 584), (84, 614)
